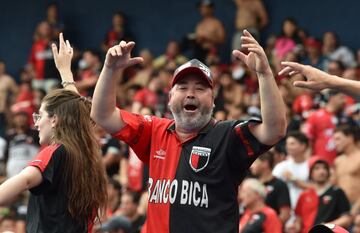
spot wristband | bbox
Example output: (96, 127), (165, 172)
(61, 81), (76, 87)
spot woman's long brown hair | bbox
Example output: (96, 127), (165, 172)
(42, 89), (107, 224)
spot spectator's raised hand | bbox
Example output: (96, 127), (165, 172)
(104, 41), (143, 71)
(232, 30), (272, 76)
(279, 61), (334, 91)
(52, 32), (73, 73)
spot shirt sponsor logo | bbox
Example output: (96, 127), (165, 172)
(189, 146), (211, 172)
(144, 115), (152, 122)
(154, 149), (166, 160)
(148, 178), (209, 208)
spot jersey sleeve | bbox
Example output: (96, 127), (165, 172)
(27, 144), (64, 195)
(228, 119), (272, 180)
(111, 109), (154, 163)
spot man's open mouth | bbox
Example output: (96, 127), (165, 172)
(184, 104), (198, 112)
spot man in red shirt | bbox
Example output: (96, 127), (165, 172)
(303, 91), (346, 164)
(293, 157), (351, 233)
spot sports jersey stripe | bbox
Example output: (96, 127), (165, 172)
(234, 126), (254, 157)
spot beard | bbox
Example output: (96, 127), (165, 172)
(169, 102), (213, 133)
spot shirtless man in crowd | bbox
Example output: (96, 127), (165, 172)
(333, 124), (360, 215)
(232, 0), (268, 50)
(193, 0), (225, 61)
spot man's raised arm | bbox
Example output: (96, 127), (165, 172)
(90, 41), (143, 134)
(233, 30), (287, 145)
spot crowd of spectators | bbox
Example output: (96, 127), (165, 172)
(1, 0), (360, 232)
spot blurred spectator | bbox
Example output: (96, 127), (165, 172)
(250, 151), (291, 223)
(105, 178), (122, 218)
(76, 49), (102, 97)
(232, 0), (268, 50)
(0, 60), (18, 137)
(119, 146), (147, 194)
(217, 71), (244, 112)
(274, 18), (302, 62)
(118, 107), (151, 194)
(239, 178), (282, 233)
(46, 3), (65, 39)
(292, 90), (315, 120)
(302, 37), (327, 71)
(95, 125), (123, 178)
(327, 60), (345, 78)
(11, 75), (40, 127)
(264, 34), (277, 66)
(153, 41), (188, 70)
(102, 11), (132, 53)
(118, 191), (146, 233)
(303, 91), (347, 164)
(14, 70), (34, 113)
(184, 0), (225, 62)
(322, 31), (356, 68)
(293, 158), (351, 233)
(127, 49), (154, 88)
(273, 131), (310, 209)
(131, 74), (162, 114)
(5, 111), (39, 178)
(31, 88), (46, 112)
(28, 21), (59, 91)
(333, 124), (360, 216)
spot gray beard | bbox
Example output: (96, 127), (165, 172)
(170, 106), (213, 133)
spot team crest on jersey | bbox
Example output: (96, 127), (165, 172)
(189, 146), (211, 172)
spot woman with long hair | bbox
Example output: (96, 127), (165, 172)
(0, 34), (108, 232)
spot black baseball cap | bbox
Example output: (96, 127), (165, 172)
(171, 59), (213, 88)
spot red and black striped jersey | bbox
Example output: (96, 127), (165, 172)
(113, 110), (272, 233)
(26, 144), (93, 233)
(295, 186), (351, 233)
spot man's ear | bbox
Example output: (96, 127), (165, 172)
(51, 114), (59, 128)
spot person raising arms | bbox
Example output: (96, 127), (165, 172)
(90, 29), (286, 233)
(0, 33), (108, 233)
